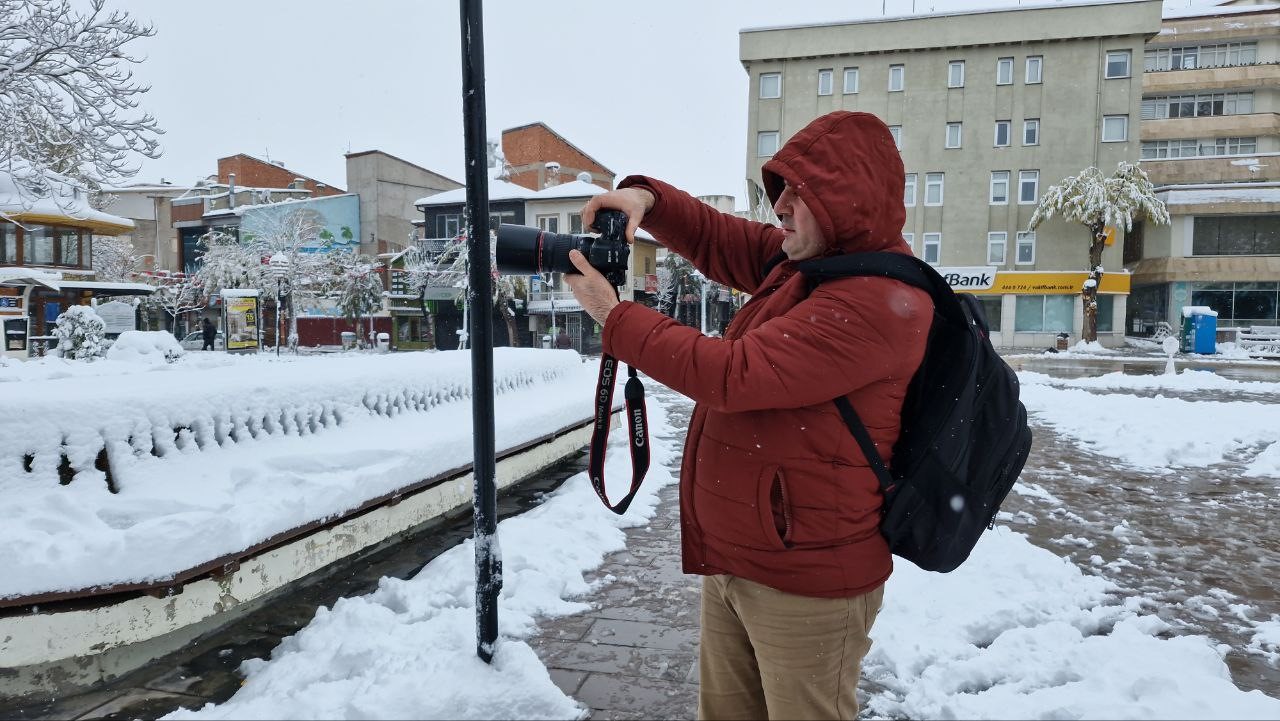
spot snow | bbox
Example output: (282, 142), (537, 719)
(105, 330), (185, 364)
(0, 349), (607, 598)
(0, 265), (62, 288)
(530, 180), (605, 201)
(416, 178), (533, 207)
(1, 347), (1276, 717)
(1161, 186), (1280, 206)
(0, 162), (134, 231)
(1183, 304), (1218, 318)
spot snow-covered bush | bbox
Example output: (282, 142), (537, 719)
(52, 305), (107, 360)
(105, 330), (184, 363)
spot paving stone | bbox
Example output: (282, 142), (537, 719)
(575, 672), (697, 717)
(582, 618), (698, 653)
(547, 668), (588, 697)
(538, 639), (695, 683)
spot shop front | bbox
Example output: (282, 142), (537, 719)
(935, 267), (1130, 348)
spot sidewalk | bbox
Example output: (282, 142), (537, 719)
(529, 481), (699, 721)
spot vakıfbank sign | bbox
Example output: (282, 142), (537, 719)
(937, 267), (1130, 295)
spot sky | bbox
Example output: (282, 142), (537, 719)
(116, 0), (1222, 208)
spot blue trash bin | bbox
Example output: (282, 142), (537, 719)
(1180, 306), (1218, 354)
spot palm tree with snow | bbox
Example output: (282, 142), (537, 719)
(1029, 162), (1169, 343)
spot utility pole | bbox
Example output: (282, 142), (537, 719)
(459, 0), (501, 665)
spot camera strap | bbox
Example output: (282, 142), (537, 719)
(588, 353), (650, 514)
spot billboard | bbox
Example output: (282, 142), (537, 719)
(222, 292), (261, 352)
(239, 194), (360, 253)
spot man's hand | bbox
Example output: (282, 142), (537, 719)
(564, 250), (619, 325)
(582, 187), (655, 243)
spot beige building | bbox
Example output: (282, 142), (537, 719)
(1131, 0), (1280, 332)
(739, 0), (1164, 347)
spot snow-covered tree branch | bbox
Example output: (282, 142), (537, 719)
(90, 234), (141, 282)
(1030, 162), (1170, 342)
(0, 0), (162, 214)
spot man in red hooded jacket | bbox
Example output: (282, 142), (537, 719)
(565, 111), (932, 720)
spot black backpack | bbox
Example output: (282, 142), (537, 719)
(793, 252), (1034, 573)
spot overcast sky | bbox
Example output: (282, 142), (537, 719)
(122, 0), (1211, 208)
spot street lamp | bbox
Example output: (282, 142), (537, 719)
(269, 253), (289, 357)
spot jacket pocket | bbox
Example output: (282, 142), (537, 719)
(690, 454), (781, 552)
(768, 469), (794, 550)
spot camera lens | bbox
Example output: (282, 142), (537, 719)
(495, 225), (582, 276)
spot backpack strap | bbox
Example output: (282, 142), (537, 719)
(834, 396), (895, 494)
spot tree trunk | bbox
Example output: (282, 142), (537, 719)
(287, 294), (299, 353)
(418, 292), (437, 349)
(503, 302), (520, 348)
(1082, 223), (1107, 343)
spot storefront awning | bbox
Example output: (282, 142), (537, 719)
(53, 280), (154, 295)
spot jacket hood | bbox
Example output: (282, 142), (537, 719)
(761, 111), (907, 256)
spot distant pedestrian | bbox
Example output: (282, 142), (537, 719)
(201, 317), (216, 351)
(554, 330), (572, 350)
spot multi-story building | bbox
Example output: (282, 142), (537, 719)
(739, 0), (1164, 347)
(500, 122), (614, 192)
(1131, 0), (1280, 333)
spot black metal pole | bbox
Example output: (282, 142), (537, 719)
(460, 0), (500, 664)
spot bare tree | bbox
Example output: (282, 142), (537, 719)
(239, 203), (334, 351)
(328, 251), (386, 346)
(1029, 162), (1170, 343)
(139, 270), (204, 335)
(192, 229), (268, 300)
(90, 234), (141, 282)
(401, 238), (466, 349)
(0, 0), (161, 214)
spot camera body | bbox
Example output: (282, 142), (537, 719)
(495, 209), (631, 287)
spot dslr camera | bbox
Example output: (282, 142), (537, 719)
(495, 209), (631, 287)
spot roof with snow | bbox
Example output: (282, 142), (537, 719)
(1158, 182), (1280, 206)
(1162, 1), (1278, 21)
(529, 180), (607, 201)
(0, 266), (62, 289)
(0, 163), (135, 235)
(415, 178), (533, 207)
(741, 0), (1156, 33)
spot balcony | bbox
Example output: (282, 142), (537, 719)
(1143, 64), (1280, 95)
(1141, 154), (1280, 185)
(526, 289), (582, 314)
(1141, 113), (1280, 141)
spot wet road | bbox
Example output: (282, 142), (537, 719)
(1007, 355), (1280, 694)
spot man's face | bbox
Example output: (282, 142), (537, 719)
(774, 184), (825, 261)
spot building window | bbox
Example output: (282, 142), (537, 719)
(945, 123), (962, 149)
(1145, 42), (1257, 72)
(1142, 137), (1258, 159)
(1019, 170), (1039, 204)
(843, 67), (859, 94)
(1141, 92), (1253, 120)
(537, 214), (559, 233)
(1015, 295), (1073, 332)
(569, 213), (583, 234)
(22, 225), (54, 265)
(889, 125), (902, 150)
(990, 171), (1010, 204)
(1023, 119), (1040, 146)
(889, 64), (905, 92)
(1026, 56), (1043, 84)
(757, 131), (780, 157)
(903, 232), (915, 254)
(948, 61), (965, 88)
(1096, 294), (1115, 333)
(1190, 281), (1279, 326)
(818, 68), (833, 96)
(996, 57), (1013, 85)
(904, 173), (917, 206)
(760, 73), (781, 99)
(925, 173), (944, 206)
(1016, 231), (1036, 264)
(979, 296), (1003, 329)
(1192, 215), (1280, 256)
(1102, 115), (1128, 142)
(436, 213), (461, 238)
(987, 232), (1008, 265)
(994, 120), (1011, 147)
(1105, 50), (1131, 78)
(923, 232), (941, 264)
(0, 223), (15, 264)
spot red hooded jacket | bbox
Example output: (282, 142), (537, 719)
(602, 111), (932, 597)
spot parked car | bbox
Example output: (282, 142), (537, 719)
(179, 331), (225, 351)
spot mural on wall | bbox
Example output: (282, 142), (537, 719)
(239, 194), (360, 253)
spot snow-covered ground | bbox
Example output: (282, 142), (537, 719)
(7, 350), (1279, 718)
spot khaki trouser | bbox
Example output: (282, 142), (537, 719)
(697, 574), (884, 721)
